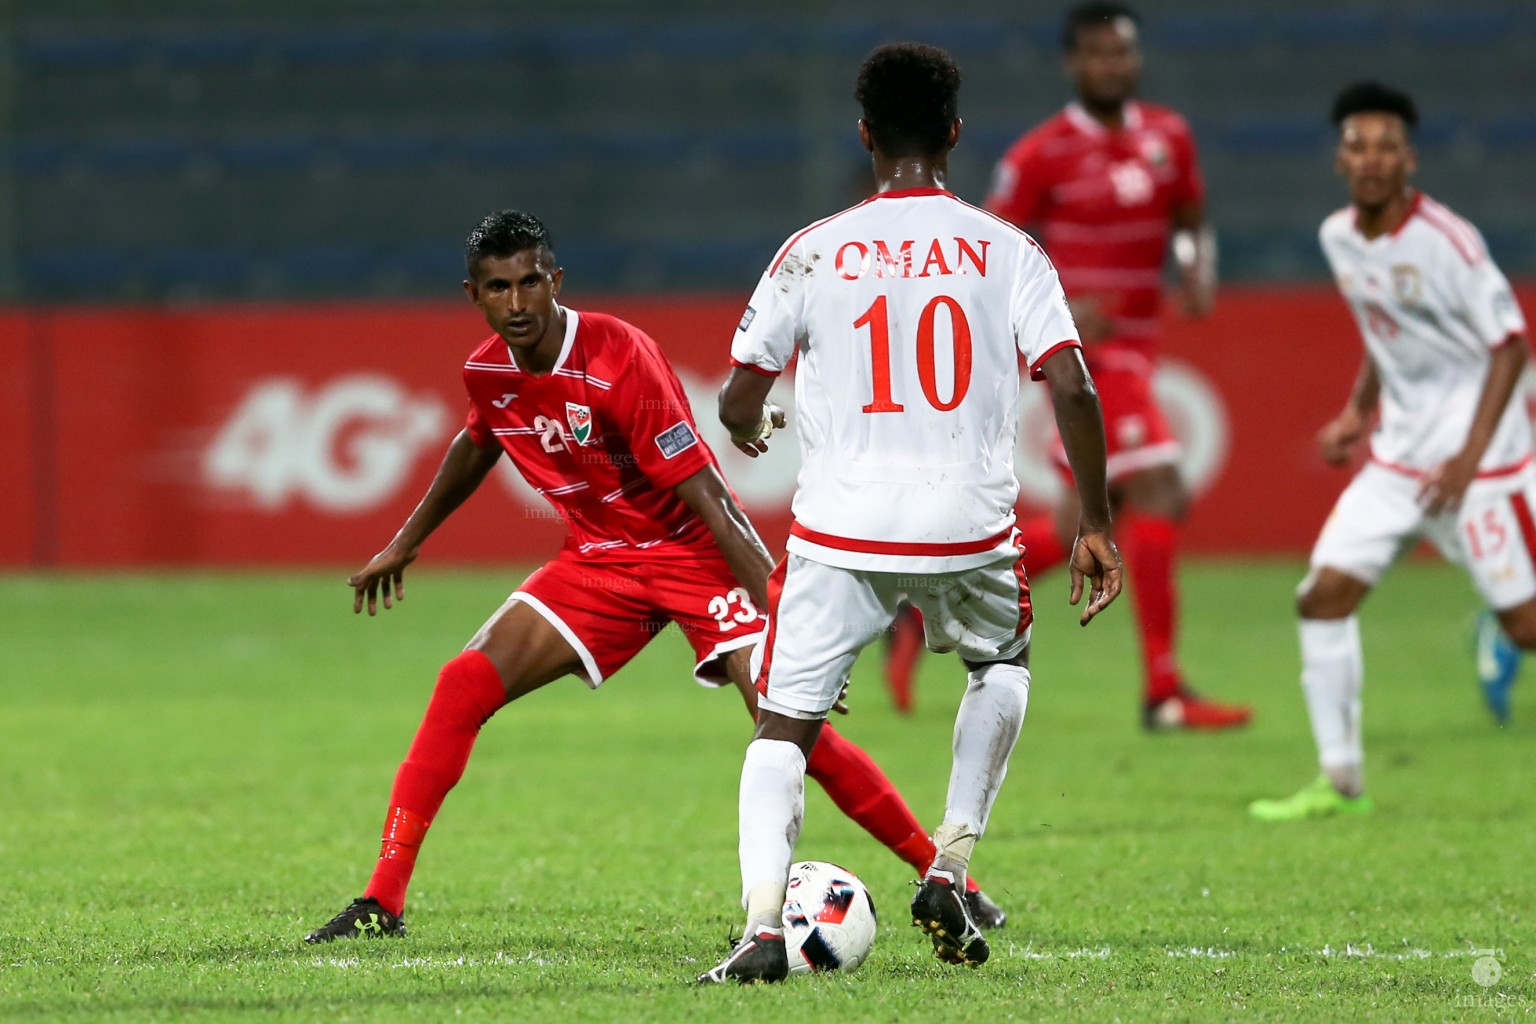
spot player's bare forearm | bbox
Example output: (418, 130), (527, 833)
(1042, 349), (1112, 530)
(719, 367), (783, 457)
(1459, 334), (1528, 468)
(1320, 358), (1380, 466)
(1170, 202), (1216, 318)
(349, 430), (501, 614)
(1347, 356), (1381, 418)
(1039, 348), (1123, 623)
(675, 465), (775, 609)
(1422, 334), (1530, 513)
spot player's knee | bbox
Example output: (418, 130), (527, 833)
(434, 650), (510, 725)
(1295, 568), (1363, 620)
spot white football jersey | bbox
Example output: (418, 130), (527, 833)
(1319, 191), (1529, 476)
(731, 187), (1081, 572)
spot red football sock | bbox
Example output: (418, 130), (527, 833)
(362, 649), (507, 917)
(806, 724), (935, 875)
(884, 604), (925, 714)
(1016, 513), (1069, 577)
(1122, 514), (1182, 703)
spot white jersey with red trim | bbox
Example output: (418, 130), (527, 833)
(731, 187), (1081, 572)
(1320, 191), (1529, 477)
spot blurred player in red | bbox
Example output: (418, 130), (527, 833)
(959, 1), (1247, 730)
(303, 210), (1005, 943)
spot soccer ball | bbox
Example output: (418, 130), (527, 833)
(781, 860), (878, 974)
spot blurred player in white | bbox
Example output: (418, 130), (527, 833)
(1250, 82), (1534, 822)
(699, 43), (1122, 983)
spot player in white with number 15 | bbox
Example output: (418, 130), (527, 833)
(1250, 82), (1534, 822)
(698, 43), (1123, 984)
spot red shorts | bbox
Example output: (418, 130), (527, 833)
(510, 549), (766, 688)
(1053, 355), (1180, 484)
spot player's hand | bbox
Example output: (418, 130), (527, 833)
(1317, 410), (1368, 467)
(731, 403), (787, 458)
(1066, 296), (1114, 344)
(1176, 273), (1215, 319)
(832, 681), (851, 716)
(348, 544), (418, 615)
(1068, 529), (1123, 626)
(1419, 453), (1478, 515)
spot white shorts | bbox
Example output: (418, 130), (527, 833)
(752, 550), (1033, 720)
(1310, 461), (1536, 610)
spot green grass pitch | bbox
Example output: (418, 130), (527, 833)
(0, 561), (1528, 1021)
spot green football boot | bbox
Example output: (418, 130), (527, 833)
(1248, 774), (1372, 822)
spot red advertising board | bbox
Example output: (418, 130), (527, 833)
(3, 285), (1531, 567)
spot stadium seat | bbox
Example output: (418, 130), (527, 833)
(593, 133), (695, 165)
(144, 30), (262, 67)
(16, 32), (137, 70)
(1480, 226), (1536, 269)
(1276, 11), (1387, 47)
(81, 138), (195, 174)
(396, 26), (519, 63)
(1481, 116), (1536, 152)
(650, 20), (764, 59)
(22, 250), (132, 295)
(1405, 9), (1515, 47)
(387, 244), (465, 284)
(707, 129), (805, 166)
(891, 19), (1010, 57)
(334, 135), (446, 171)
(213, 138), (321, 173)
(654, 238), (773, 288)
(12, 140), (71, 176)
(1147, 12), (1261, 51)
(278, 245), (378, 283)
(273, 29), (383, 66)
(452, 134), (569, 166)
(525, 24), (639, 61)
(144, 247), (256, 289)
(553, 241), (631, 285)
(1214, 118), (1330, 155)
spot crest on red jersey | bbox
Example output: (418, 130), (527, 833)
(565, 402), (594, 445)
(1138, 133), (1169, 167)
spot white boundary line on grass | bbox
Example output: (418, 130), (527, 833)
(311, 945), (1509, 970)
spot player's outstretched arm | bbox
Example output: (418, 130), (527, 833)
(675, 465), (775, 610)
(349, 429), (502, 615)
(1421, 333), (1531, 514)
(1039, 347), (1123, 625)
(1171, 201), (1216, 319)
(1317, 357), (1380, 467)
(718, 367), (786, 458)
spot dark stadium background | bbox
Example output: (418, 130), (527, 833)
(3, 0), (1534, 566)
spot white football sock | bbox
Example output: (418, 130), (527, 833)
(938, 662), (1030, 876)
(737, 738), (806, 929)
(1299, 616), (1365, 797)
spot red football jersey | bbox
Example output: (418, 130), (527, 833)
(463, 308), (718, 557)
(986, 100), (1203, 361)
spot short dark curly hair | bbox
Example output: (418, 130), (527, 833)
(1062, 2), (1140, 51)
(1331, 81), (1418, 134)
(855, 43), (961, 159)
(464, 209), (556, 274)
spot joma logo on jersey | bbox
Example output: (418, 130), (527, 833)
(565, 402), (595, 445)
(835, 238), (989, 281)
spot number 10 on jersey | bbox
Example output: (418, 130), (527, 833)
(857, 294), (973, 413)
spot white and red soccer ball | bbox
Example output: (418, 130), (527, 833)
(781, 860), (878, 974)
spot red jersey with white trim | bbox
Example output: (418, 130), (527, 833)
(463, 308), (718, 557)
(1319, 191), (1529, 476)
(986, 100), (1203, 363)
(730, 188), (1081, 573)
